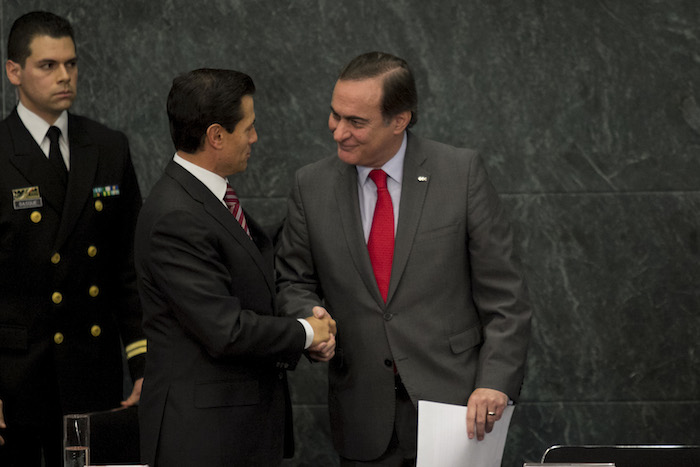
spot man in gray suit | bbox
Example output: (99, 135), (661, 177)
(276, 52), (532, 466)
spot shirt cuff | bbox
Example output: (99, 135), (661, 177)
(297, 318), (314, 349)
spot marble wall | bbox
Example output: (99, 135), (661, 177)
(2, 1), (698, 466)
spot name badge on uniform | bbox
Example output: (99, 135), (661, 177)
(92, 185), (120, 198)
(12, 186), (43, 210)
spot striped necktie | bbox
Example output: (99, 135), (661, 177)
(224, 183), (251, 239)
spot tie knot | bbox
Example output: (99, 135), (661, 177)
(223, 184), (239, 207)
(368, 169), (388, 190)
(47, 126), (61, 143)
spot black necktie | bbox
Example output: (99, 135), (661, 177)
(47, 126), (67, 183)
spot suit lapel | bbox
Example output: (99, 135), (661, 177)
(4, 110), (67, 215)
(166, 162), (276, 297)
(333, 161), (387, 305)
(387, 132), (430, 304)
(55, 115), (99, 250)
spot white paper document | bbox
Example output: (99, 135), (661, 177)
(417, 400), (514, 467)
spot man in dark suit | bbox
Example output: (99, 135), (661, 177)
(276, 52), (532, 465)
(135, 68), (336, 467)
(0, 11), (146, 467)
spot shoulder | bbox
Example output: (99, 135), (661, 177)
(408, 132), (477, 160)
(68, 113), (128, 146)
(294, 154), (347, 184)
(407, 132), (480, 175)
(297, 154), (342, 175)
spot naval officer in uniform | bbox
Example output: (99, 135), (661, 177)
(0, 11), (146, 467)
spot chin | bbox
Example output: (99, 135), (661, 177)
(337, 149), (361, 166)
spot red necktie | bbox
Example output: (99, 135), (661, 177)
(367, 169), (394, 301)
(224, 184), (251, 239)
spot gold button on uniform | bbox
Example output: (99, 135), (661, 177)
(87, 245), (98, 257)
(52, 292), (63, 304)
(90, 325), (102, 337)
(88, 285), (99, 297)
(94, 200), (103, 211)
(51, 253), (61, 264)
(30, 211), (42, 223)
(54, 332), (64, 344)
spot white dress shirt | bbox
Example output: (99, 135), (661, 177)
(356, 132), (407, 241)
(17, 102), (70, 170)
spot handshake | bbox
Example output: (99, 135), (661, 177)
(303, 306), (337, 362)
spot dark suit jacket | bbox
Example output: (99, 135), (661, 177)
(0, 109), (145, 425)
(136, 161), (306, 467)
(276, 131), (532, 460)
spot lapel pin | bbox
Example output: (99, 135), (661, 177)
(417, 176), (428, 182)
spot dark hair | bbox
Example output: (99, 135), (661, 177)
(8, 11), (74, 66)
(338, 51), (418, 128)
(167, 68), (256, 153)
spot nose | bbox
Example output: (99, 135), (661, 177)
(57, 64), (71, 82)
(331, 119), (349, 143)
(249, 127), (258, 144)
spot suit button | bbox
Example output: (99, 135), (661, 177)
(54, 332), (64, 344)
(52, 292), (63, 304)
(384, 359), (393, 367)
(90, 325), (102, 337)
(30, 211), (42, 223)
(383, 313), (393, 321)
(88, 285), (100, 297)
(87, 245), (98, 257)
(94, 200), (103, 212)
(51, 253), (61, 264)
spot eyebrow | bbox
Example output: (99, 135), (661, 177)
(330, 106), (369, 124)
(36, 57), (78, 64)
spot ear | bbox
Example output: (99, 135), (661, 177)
(205, 123), (225, 150)
(6, 60), (22, 86)
(392, 110), (411, 134)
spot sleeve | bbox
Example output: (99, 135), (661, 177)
(143, 207), (306, 361)
(275, 170), (325, 319)
(112, 133), (147, 381)
(466, 154), (532, 401)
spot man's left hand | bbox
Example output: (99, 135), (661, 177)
(466, 387), (508, 441)
(121, 377), (143, 407)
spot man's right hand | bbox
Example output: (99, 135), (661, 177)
(0, 398), (6, 446)
(304, 306), (337, 347)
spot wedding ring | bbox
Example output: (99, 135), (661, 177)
(487, 411), (496, 416)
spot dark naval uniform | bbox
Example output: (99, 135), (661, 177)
(0, 108), (146, 465)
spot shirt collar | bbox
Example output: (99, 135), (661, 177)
(173, 153), (229, 204)
(356, 132), (407, 186)
(17, 101), (69, 147)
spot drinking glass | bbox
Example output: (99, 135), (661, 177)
(63, 413), (90, 467)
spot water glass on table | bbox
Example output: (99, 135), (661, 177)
(63, 413), (90, 467)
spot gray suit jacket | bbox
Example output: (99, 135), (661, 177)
(276, 131), (531, 460)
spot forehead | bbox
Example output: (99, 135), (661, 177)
(27, 35), (76, 60)
(331, 77), (383, 117)
(239, 95), (255, 119)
